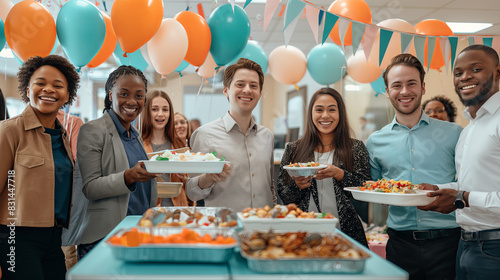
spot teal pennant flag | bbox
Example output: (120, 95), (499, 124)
(243, 0), (252, 9)
(322, 12), (339, 44)
(351, 21), (365, 55)
(426, 36), (436, 70)
(401, 33), (413, 53)
(414, 36), (426, 66)
(449, 37), (458, 70)
(483, 37), (493, 48)
(468, 37), (475, 46)
(284, 0), (306, 31)
(379, 29), (393, 66)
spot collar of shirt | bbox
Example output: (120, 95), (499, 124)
(463, 91), (500, 121)
(222, 112), (258, 134)
(389, 110), (430, 131)
(107, 109), (139, 139)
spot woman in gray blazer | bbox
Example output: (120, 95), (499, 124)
(76, 66), (157, 259)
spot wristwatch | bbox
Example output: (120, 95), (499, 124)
(454, 191), (466, 209)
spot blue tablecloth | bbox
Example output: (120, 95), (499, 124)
(67, 216), (408, 280)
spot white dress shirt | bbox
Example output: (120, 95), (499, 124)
(443, 92), (500, 232)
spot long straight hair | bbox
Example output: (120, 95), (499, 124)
(141, 90), (184, 149)
(292, 88), (354, 172)
(174, 112), (192, 148)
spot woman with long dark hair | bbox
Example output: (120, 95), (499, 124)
(277, 87), (370, 246)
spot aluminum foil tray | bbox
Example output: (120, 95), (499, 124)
(106, 227), (238, 263)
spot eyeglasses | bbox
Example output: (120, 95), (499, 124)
(425, 108), (445, 115)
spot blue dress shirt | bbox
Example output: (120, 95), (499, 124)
(366, 112), (463, 231)
(108, 110), (151, 215)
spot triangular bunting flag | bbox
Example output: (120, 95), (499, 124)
(351, 22), (365, 56)
(379, 29), (393, 66)
(439, 37), (449, 73)
(263, 0), (281, 32)
(426, 37), (436, 71)
(318, 9), (324, 25)
(483, 37), (493, 48)
(401, 32), (413, 53)
(414, 36), (426, 66)
(361, 25), (378, 61)
(230, 0), (235, 12)
(468, 37), (475, 46)
(243, 0), (252, 9)
(284, 10), (301, 45)
(305, 5), (320, 44)
(474, 37), (482, 45)
(338, 18), (350, 48)
(449, 37), (459, 70)
(321, 12), (338, 44)
(284, 0), (305, 31)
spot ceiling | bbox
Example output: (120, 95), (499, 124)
(2, 0), (500, 77)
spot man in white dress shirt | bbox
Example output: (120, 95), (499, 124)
(419, 44), (500, 280)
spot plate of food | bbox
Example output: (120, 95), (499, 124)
(283, 162), (327, 177)
(140, 149), (227, 173)
(344, 179), (435, 206)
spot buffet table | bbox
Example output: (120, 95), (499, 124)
(67, 216), (408, 280)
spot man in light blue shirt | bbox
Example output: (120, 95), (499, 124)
(366, 53), (463, 280)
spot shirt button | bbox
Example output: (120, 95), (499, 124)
(412, 168), (415, 171)
(418, 219), (421, 222)
(411, 149), (414, 152)
(253, 194), (255, 198)
(252, 173), (254, 177)
(249, 153), (252, 156)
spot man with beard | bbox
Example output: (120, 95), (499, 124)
(419, 45), (500, 280)
(366, 53), (463, 280)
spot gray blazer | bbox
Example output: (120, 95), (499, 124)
(77, 111), (157, 244)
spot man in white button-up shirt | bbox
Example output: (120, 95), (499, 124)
(419, 44), (500, 280)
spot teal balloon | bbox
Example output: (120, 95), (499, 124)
(307, 43), (346, 85)
(175, 60), (189, 72)
(113, 43), (148, 72)
(12, 50), (23, 66)
(370, 72), (386, 95)
(51, 37), (59, 55)
(208, 4), (250, 66)
(227, 41), (268, 74)
(56, 0), (105, 67)
(0, 19), (5, 52)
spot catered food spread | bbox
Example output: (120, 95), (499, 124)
(150, 150), (224, 162)
(286, 161), (321, 167)
(360, 179), (420, 194)
(138, 207), (238, 228)
(241, 204), (334, 219)
(108, 227), (236, 247)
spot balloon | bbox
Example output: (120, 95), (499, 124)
(113, 43), (148, 72)
(175, 60), (189, 73)
(175, 11), (211, 67)
(369, 19), (416, 69)
(87, 11), (117, 68)
(208, 4), (250, 66)
(198, 53), (218, 79)
(57, 0), (106, 68)
(307, 43), (346, 85)
(415, 19), (453, 69)
(147, 18), (188, 76)
(111, 0), (163, 54)
(5, 1), (56, 62)
(268, 45), (307, 85)
(370, 72), (386, 95)
(328, 0), (372, 46)
(0, 0), (13, 22)
(139, 44), (151, 66)
(347, 51), (382, 84)
(0, 19), (5, 51)
(227, 41), (268, 74)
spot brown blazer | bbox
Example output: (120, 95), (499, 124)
(0, 105), (74, 228)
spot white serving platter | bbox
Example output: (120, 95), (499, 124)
(140, 160), (228, 174)
(237, 213), (338, 232)
(283, 164), (328, 177)
(344, 187), (435, 206)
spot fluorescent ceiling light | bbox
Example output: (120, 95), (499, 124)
(446, 22), (492, 34)
(235, 0), (269, 3)
(345, 85), (361, 91)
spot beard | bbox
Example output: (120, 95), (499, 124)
(456, 74), (493, 106)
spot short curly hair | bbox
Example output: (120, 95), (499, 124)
(422, 95), (457, 122)
(17, 55), (80, 107)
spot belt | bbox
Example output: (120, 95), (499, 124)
(461, 229), (500, 242)
(390, 227), (461, 241)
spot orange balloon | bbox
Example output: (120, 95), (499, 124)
(414, 19), (453, 69)
(328, 0), (372, 46)
(88, 11), (117, 68)
(111, 0), (163, 54)
(175, 11), (211, 67)
(5, 1), (56, 62)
